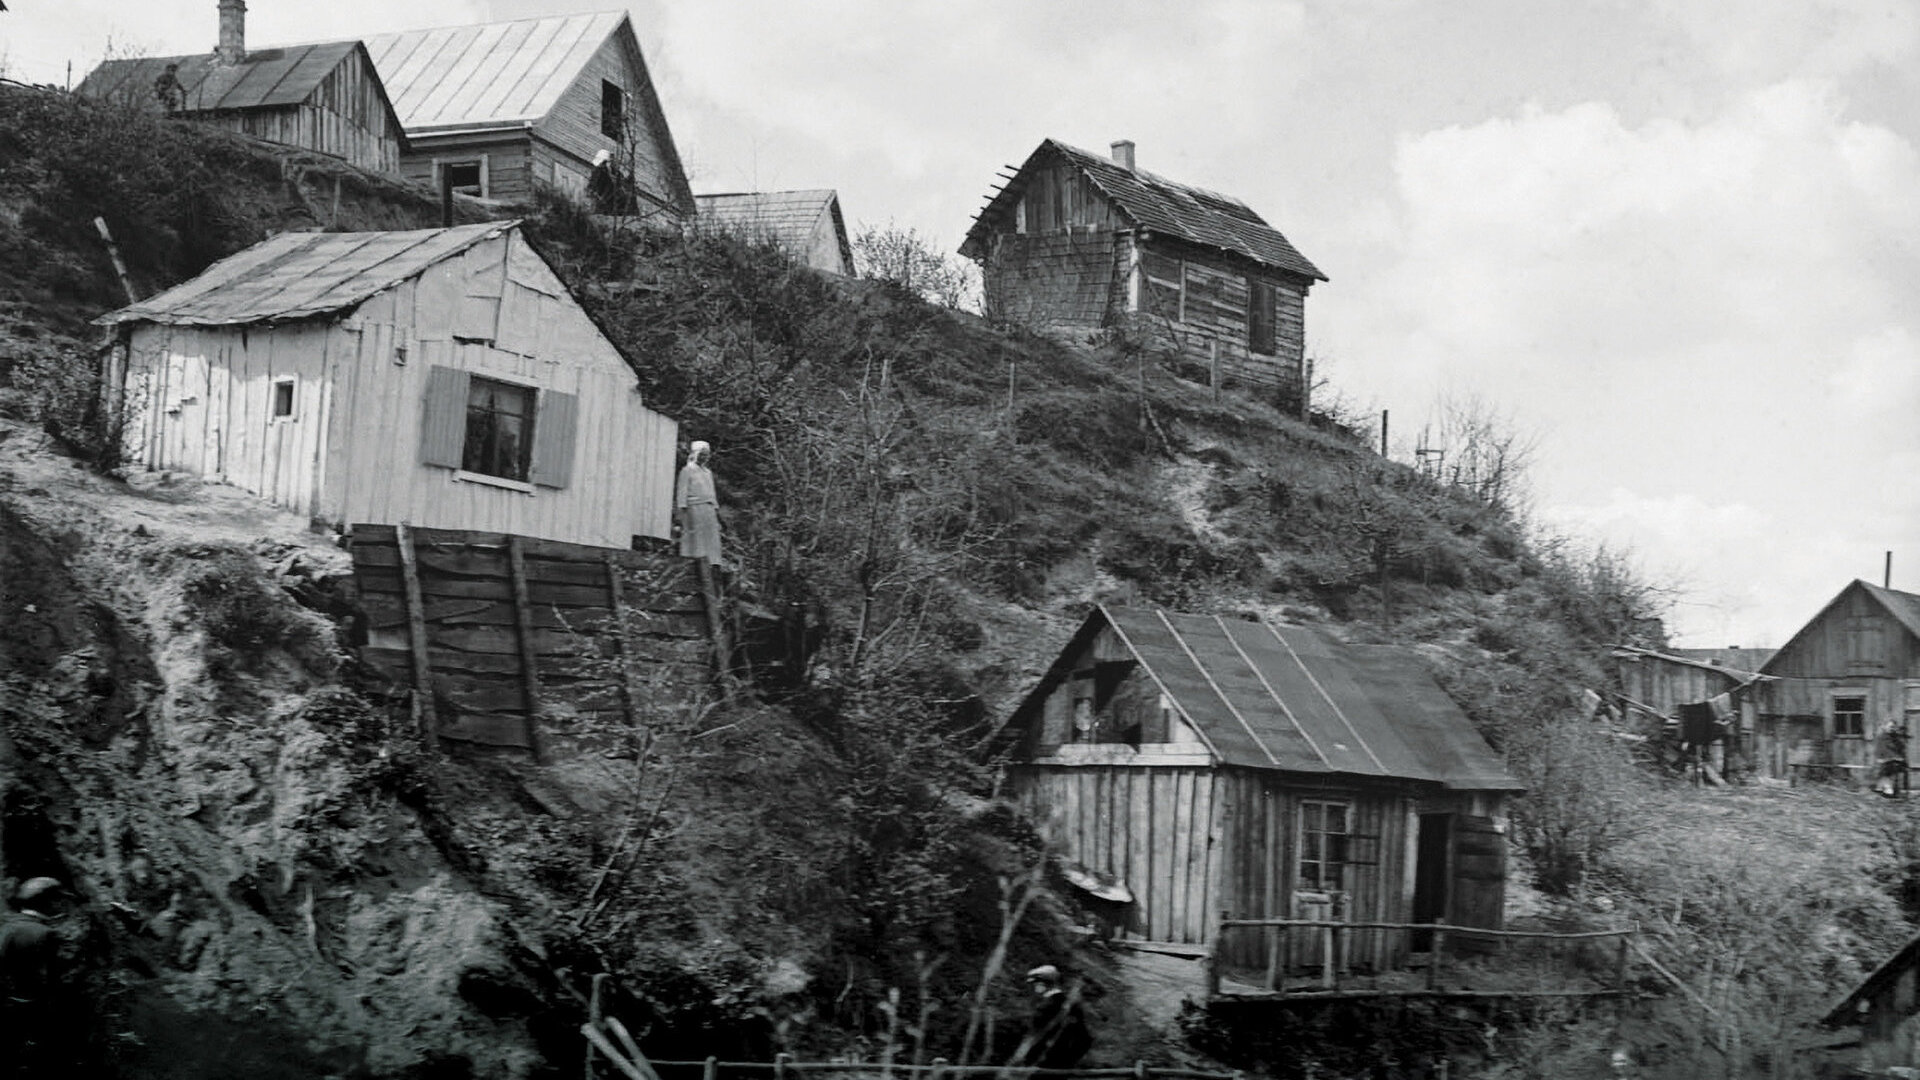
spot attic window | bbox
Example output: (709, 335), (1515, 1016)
(601, 80), (627, 140)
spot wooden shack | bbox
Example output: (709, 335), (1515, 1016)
(76, 1), (405, 174)
(1740, 580), (1920, 784)
(364, 11), (694, 216)
(1823, 930), (1920, 1073)
(959, 139), (1326, 409)
(1001, 607), (1521, 968)
(97, 220), (678, 550)
(695, 190), (856, 276)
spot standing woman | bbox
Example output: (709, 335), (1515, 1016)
(675, 440), (724, 566)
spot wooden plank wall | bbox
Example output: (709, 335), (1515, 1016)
(1134, 246), (1308, 406)
(1613, 655), (1741, 718)
(201, 53), (401, 174)
(1751, 676), (1910, 779)
(401, 138), (533, 202)
(1012, 764), (1413, 969)
(352, 524), (714, 750)
(981, 231), (1117, 330)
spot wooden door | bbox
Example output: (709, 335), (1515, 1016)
(1448, 815), (1506, 956)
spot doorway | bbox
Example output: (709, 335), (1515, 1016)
(1411, 813), (1451, 951)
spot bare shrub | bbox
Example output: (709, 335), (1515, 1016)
(1507, 714), (1646, 895)
(853, 222), (980, 311)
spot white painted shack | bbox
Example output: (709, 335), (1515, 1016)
(98, 221), (678, 549)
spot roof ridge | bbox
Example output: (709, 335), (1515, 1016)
(363, 9), (626, 40)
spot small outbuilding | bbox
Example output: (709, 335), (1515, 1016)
(98, 220), (678, 550)
(364, 11), (694, 217)
(960, 139), (1326, 409)
(76, 1), (407, 174)
(1000, 607), (1521, 968)
(1741, 580), (1920, 784)
(1823, 930), (1920, 1073)
(695, 190), (856, 276)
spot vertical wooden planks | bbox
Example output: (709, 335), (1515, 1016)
(395, 521), (439, 749)
(506, 534), (547, 762)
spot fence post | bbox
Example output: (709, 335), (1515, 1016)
(929, 1058), (946, 1080)
(1265, 920), (1282, 991)
(1134, 1061), (1148, 1080)
(1428, 920), (1446, 991)
(1204, 911), (1226, 1000)
(704, 1058), (718, 1080)
(1615, 930), (1631, 991)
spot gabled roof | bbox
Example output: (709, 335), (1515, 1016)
(363, 10), (626, 133)
(961, 139), (1327, 283)
(695, 189), (854, 274)
(1824, 929), (1920, 1026)
(1761, 580), (1920, 677)
(96, 221), (514, 327)
(78, 41), (396, 121)
(1008, 607), (1520, 790)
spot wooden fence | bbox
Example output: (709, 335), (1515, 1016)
(351, 523), (726, 758)
(1205, 916), (1637, 1001)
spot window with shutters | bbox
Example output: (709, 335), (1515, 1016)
(464, 377), (534, 482)
(420, 365), (580, 492)
(1248, 279), (1276, 355)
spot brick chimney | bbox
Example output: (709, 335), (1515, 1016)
(1111, 140), (1136, 171)
(216, 0), (247, 63)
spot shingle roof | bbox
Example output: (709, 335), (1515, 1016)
(695, 190), (853, 273)
(363, 11), (626, 132)
(963, 139), (1326, 282)
(78, 41), (365, 114)
(96, 221), (514, 327)
(1011, 607), (1520, 790)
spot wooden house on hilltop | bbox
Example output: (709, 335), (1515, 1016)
(960, 139), (1326, 409)
(97, 220), (678, 550)
(76, 0), (406, 174)
(363, 11), (694, 216)
(695, 190), (856, 276)
(1741, 580), (1920, 784)
(1002, 607), (1520, 969)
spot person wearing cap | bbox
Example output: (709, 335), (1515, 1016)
(1011, 964), (1091, 1069)
(674, 440), (725, 566)
(0, 878), (60, 1000)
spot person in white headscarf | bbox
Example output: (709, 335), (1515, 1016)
(675, 440), (723, 564)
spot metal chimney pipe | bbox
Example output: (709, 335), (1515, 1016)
(216, 0), (247, 64)
(1886, 551), (1893, 588)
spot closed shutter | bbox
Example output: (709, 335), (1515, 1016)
(420, 365), (471, 468)
(528, 389), (578, 489)
(1447, 816), (1507, 956)
(1248, 279), (1276, 355)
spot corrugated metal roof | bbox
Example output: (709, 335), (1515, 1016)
(78, 41), (362, 113)
(695, 190), (852, 271)
(96, 221), (514, 327)
(364, 11), (625, 132)
(962, 139), (1326, 282)
(1013, 607), (1519, 790)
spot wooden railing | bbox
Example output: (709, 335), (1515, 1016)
(1204, 914), (1637, 999)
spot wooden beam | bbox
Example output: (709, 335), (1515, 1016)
(394, 522), (439, 753)
(508, 534), (546, 763)
(605, 552), (639, 726)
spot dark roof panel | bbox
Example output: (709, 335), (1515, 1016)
(79, 41), (361, 113)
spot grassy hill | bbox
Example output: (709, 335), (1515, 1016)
(1, 81), (1915, 1080)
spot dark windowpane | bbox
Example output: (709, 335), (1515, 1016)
(601, 80), (626, 139)
(271, 380), (294, 418)
(443, 161), (482, 195)
(462, 377), (535, 481)
(1248, 278), (1277, 355)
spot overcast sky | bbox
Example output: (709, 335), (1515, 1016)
(6, 0), (1918, 648)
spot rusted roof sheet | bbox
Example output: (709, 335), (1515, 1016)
(695, 190), (853, 272)
(96, 221), (513, 327)
(363, 11), (625, 132)
(1013, 607), (1519, 790)
(78, 41), (362, 113)
(962, 139), (1326, 282)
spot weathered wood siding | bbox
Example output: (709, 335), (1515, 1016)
(185, 52), (401, 173)
(532, 28), (686, 215)
(125, 231), (677, 548)
(1134, 241), (1308, 407)
(401, 134), (533, 203)
(980, 231), (1119, 332)
(1010, 763), (1427, 970)
(1769, 587), (1920, 680)
(1613, 654), (1744, 718)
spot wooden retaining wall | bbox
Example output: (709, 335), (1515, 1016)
(351, 523), (721, 755)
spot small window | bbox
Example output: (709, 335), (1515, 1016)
(463, 377), (536, 483)
(1299, 801), (1351, 892)
(271, 378), (295, 419)
(1248, 279), (1277, 355)
(442, 161), (483, 196)
(1834, 694), (1868, 738)
(600, 80), (627, 140)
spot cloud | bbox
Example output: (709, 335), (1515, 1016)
(1646, 0), (1919, 80)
